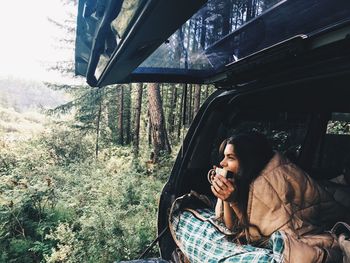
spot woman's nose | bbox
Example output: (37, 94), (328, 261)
(220, 158), (226, 167)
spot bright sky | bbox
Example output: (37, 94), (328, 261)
(0, 0), (76, 82)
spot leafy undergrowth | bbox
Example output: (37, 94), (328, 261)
(0, 125), (174, 262)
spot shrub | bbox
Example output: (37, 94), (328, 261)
(44, 157), (165, 262)
(0, 125), (173, 262)
(40, 126), (95, 166)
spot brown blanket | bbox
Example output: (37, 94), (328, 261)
(247, 153), (347, 263)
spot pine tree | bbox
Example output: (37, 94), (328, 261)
(193, 84), (201, 117)
(118, 86), (124, 145)
(147, 83), (171, 162)
(133, 83), (143, 155)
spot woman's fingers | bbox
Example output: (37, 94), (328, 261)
(211, 185), (227, 201)
(212, 182), (224, 196)
(213, 175), (235, 189)
(211, 177), (227, 198)
(211, 175), (236, 201)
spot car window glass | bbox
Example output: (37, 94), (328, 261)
(210, 110), (310, 166)
(313, 113), (350, 179)
(140, 0), (284, 71)
(138, 0), (350, 74)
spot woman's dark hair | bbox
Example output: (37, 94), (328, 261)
(219, 131), (274, 244)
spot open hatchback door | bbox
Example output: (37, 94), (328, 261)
(75, 0), (350, 87)
(75, 0), (350, 262)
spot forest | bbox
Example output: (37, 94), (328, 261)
(0, 0), (280, 262)
(0, 79), (214, 262)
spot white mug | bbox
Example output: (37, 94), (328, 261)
(207, 167), (228, 184)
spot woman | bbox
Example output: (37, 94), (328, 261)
(210, 132), (345, 262)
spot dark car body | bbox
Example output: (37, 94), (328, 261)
(75, 0), (350, 261)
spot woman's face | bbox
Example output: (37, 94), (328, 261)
(220, 143), (240, 175)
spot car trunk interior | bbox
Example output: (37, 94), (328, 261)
(157, 70), (350, 259)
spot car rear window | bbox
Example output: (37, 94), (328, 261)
(210, 110), (310, 165)
(313, 113), (350, 179)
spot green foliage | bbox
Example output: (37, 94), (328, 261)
(0, 171), (60, 262)
(0, 80), (214, 262)
(32, 158), (164, 262)
(327, 120), (350, 134)
(40, 126), (95, 166)
(0, 124), (171, 262)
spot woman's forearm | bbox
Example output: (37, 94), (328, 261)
(229, 202), (243, 221)
(224, 202), (243, 230)
(215, 199), (223, 218)
(215, 199), (237, 230)
(223, 201), (235, 230)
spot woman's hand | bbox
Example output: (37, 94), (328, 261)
(211, 174), (237, 203)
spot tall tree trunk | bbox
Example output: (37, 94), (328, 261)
(252, 0), (257, 18)
(125, 84), (131, 144)
(162, 85), (169, 127)
(187, 84), (193, 124)
(246, 0), (255, 22)
(234, 3), (240, 30)
(147, 109), (152, 146)
(118, 86), (124, 145)
(182, 84), (188, 127)
(168, 84), (177, 135)
(185, 20), (192, 68)
(193, 84), (201, 117)
(200, 11), (208, 49)
(221, 0), (231, 36)
(148, 83), (171, 162)
(160, 84), (164, 98)
(95, 98), (102, 158)
(205, 85), (209, 99)
(177, 86), (184, 139)
(175, 30), (184, 67)
(133, 83), (143, 155)
(192, 19), (198, 52)
(107, 88), (118, 144)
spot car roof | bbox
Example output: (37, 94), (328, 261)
(75, 0), (350, 87)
